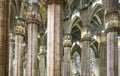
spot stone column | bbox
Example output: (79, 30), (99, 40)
(100, 33), (107, 76)
(63, 34), (72, 76)
(9, 33), (14, 76)
(47, 0), (64, 76)
(94, 59), (100, 76)
(14, 18), (25, 76)
(26, 3), (40, 76)
(81, 27), (91, 76)
(39, 45), (46, 76)
(118, 37), (120, 76)
(0, 0), (9, 76)
(105, 11), (120, 76)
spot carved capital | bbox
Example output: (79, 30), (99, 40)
(105, 11), (120, 29)
(47, 0), (64, 5)
(63, 34), (72, 47)
(81, 26), (91, 39)
(26, 3), (40, 23)
(26, 18), (40, 25)
(14, 18), (25, 36)
(105, 27), (120, 33)
(81, 37), (92, 42)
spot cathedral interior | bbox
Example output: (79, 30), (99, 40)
(0, 0), (120, 76)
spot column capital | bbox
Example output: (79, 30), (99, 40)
(105, 11), (120, 33)
(46, 0), (64, 5)
(81, 26), (92, 41)
(14, 18), (25, 36)
(81, 37), (92, 42)
(63, 34), (72, 47)
(26, 3), (40, 25)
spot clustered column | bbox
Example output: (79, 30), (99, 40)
(0, 0), (9, 75)
(63, 34), (72, 76)
(47, 0), (64, 76)
(9, 33), (14, 76)
(105, 11), (120, 76)
(26, 3), (40, 76)
(14, 18), (25, 76)
(81, 27), (91, 76)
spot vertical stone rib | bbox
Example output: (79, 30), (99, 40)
(47, 1), (63, 76)
(0, 0), (9, 76)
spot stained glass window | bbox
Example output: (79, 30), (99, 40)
(90, 48), (95, 75)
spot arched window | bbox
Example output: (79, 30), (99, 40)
(72, 51), (81, 75)
(72, 27), (81, 42)
(90, 48), (95, 75)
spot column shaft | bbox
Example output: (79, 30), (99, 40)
(100, 34), (107, 76)
(9, 33), (14, 76)
(64, 47), (71, 76)
(63, 34), (72, 76)
(81, 41), (90, 76)
(14, 18), (25, 76)
(47, 1), (63, 76)
(26, 3), (40, 76)
(40, 54), (46, 76)
(27, 23), (38, 76)
(9, 44), (14, 76)
(107, 32), (118, 76)
(14, 35), (24, 76)
(0, 0), (9, 76)
(105, 11), (119, 76)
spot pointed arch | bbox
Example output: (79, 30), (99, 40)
(69, 15), (83, 33)
(71, 44), (81, 56)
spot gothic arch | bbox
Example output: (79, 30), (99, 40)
(69, 16), (82, 33)
(90, 3), (105, 30)
(90, 39), (99, 58)
(71, 43), (81, 57)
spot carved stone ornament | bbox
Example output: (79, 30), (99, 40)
(26, 3), (40, 20)
(26, 3), (40, 25)
(81, 26), (91, 39)
(14, 18), (25, 36)
(105, 11), (120, 30)
(63, 34), (72, 47)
